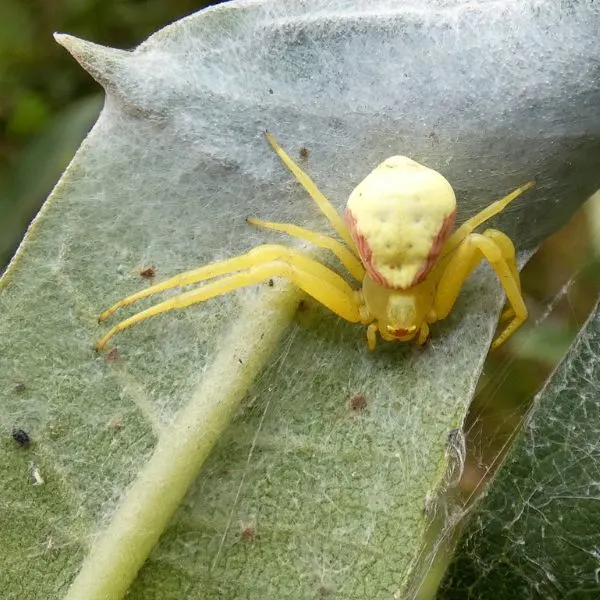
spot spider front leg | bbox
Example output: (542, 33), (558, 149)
(439, 180), (535, 261)
(96, 245), (363, 351)
(432, 229), (527, 349)
(264, 131), (359, 254)
(486, 229), (521, 324)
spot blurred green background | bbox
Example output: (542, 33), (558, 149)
(2, 2), (600, 596)
(0, 0), (220, 269)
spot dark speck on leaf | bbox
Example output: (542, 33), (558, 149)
(447, 428), (460, 444)
(348, 394), (367, 411)
(12, 429), (30, 447)
(299, 146), (309, 161)
(268, 88), (274, 94)
(107, 347), (119, 362)
(427, 131), (439, 145)
(268, 279), (274, 287)
(139, 266), (156, 279)
(240, 526), (257, 541)
(13, 382), (26, 393)
(107, 418), (122, 430)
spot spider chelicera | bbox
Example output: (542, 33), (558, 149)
(96, 132), (533, 352)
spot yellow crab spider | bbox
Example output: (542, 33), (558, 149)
(95, 132), (534, 352)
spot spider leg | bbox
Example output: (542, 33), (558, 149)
(99, 244), (355, 322)
(479, 229), (520, 284)
(417, 323), (430, 346)
(246, 217), (365, 281)
(366, 322), (378, 350)
(440, 180), (535, 260)
(264, 131), (358, 254)
(485, 229), (521, 323)
(96, 245), (361, 351)
(432, 230), (527, 349)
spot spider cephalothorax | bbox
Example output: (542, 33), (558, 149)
(96, 132), (533, 352)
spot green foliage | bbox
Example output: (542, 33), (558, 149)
(0, 0), (215, 157)
(2, 2), (600, 599)
(0, 0), (218, 271)
(0, 95), (102, 269)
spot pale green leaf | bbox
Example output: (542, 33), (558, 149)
(2, 2), (600, 599)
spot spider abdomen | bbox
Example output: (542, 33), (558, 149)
(345, 156), (456, 289)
